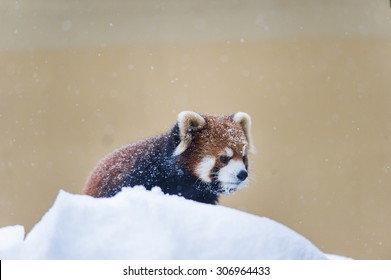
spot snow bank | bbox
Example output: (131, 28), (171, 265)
(0, 187), (327, 259)
(0, 225), (25, 259)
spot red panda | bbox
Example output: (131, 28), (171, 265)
(83, 111), (254, 204)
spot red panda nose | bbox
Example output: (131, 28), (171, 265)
(237, 170), (248, 181)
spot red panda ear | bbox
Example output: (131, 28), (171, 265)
(173, 111), (206, 156)
(233, 112), (256, 153)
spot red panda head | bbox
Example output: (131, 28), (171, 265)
(174, 111), (254, 195)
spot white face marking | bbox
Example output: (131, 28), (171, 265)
(218, 159), (248, 193)
(241, 144), (247, 157)
(195, 156), (216, 183)
(225, 147), (234, 157)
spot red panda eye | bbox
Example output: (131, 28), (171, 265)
(219, 155), (230, 164)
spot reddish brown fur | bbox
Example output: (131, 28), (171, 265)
(84, 137), (162, 197)
(179, 114), (248, 177)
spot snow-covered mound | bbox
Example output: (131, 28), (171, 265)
(0, 225), (25, 259)
(0, 187), (327, 259)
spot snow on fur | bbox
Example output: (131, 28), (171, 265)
(0, 187), (327, 259)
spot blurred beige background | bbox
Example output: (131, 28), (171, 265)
(1, 0), (391, 259)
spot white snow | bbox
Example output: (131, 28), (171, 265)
(0, 187), (329, 260)
(0, 225), (25, 259)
